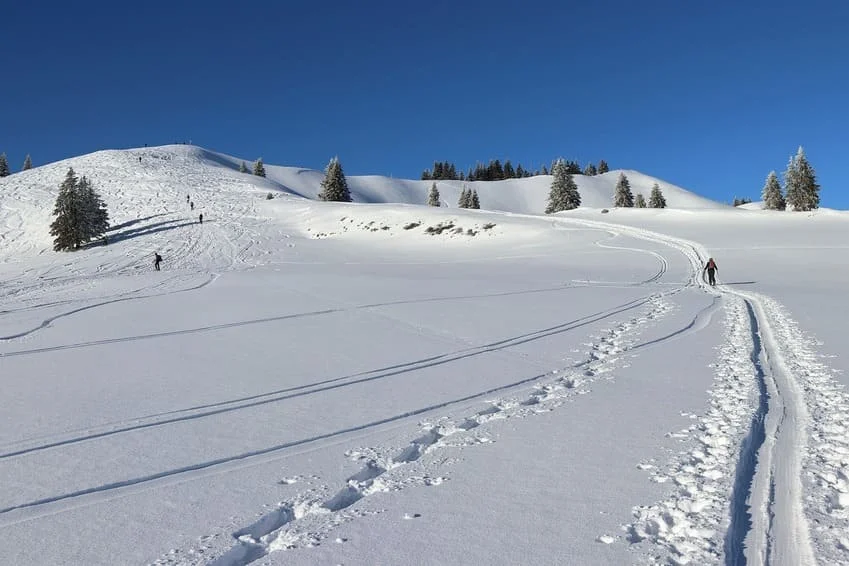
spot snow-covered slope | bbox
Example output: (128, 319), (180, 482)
(4, 144), (849, 566)
(0, 145), (725, 250)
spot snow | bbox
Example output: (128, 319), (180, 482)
(1, 145), (848, 565)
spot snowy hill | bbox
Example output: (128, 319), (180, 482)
(3, 144), (849, 566)
(0, 144), (725, 254)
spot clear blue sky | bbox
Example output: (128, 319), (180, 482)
(3, 1), (847, 207)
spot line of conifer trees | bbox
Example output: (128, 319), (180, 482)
(422, 159), (610, 182)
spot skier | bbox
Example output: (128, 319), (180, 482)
(703, 257), (718, 286)
(199, 213), (203, 224)
(154, 252), (163, 271)
(190, 201), (194, 211)
(186, 194), (190, 203)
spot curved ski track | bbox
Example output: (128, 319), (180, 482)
(557, 217), (843, 566)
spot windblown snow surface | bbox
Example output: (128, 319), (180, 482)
(1, 145), (848, 566)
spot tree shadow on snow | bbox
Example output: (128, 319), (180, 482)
(107, 218), (198, 244)
(722, 281), (757, 286)
(107, 213), (169, 233)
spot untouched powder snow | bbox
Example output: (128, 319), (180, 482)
(1, 145), (848, 566)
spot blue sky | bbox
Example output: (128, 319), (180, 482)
(2, 1), (847, 207)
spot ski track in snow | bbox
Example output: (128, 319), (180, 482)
(557, 218), (848, 566)
(151, 294), (677, 565)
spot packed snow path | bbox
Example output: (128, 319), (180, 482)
(579, 218), (846, 566)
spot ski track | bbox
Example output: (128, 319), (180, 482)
(557, 218), (847, 566)
(151, 292), (675, 565)
(0, 292), (659, 461)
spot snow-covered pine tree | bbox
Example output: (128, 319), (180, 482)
(77, 175), (110, 241)
(470, 189), (480, 209)
(239, 161), (248, 173)
(318, 157), (352, 202)
(648, 183), (667, 208)
(541, 165), (549, 175)
(761, 170), (785, 210)
(635, 193), (647, 208)
(546, 159), (580, 213)
(785, 146), (819, 211)
(583, 163), (597, 176)
(22, 154), (32, 171)
(427, 182), (440, 206)
(50, 168), (85, 251)
(614, 172), (634, 207)
(597, 159), (609, 174)
(253, 158), (266, 177)
(458, 187), (469, 208)
(0, 153), (9, 177)
(783, 151), (801, 211)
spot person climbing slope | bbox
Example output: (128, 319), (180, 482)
(154, 252), (163, 271)
(703, 257), (718, 286)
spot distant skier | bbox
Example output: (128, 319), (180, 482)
(703, 257), (718, 286)
(186, 194), (190, 203)
(199, 213), (203, 224)
(154, 252), (163, 271)
(190, 201), (194, 211)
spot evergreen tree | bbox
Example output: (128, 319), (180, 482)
(491, 159), (504, 180)
(614, 172), (634, 207)
(0, 152), (9, 177)
(433, 162), (444, 180)
(564, 160), (582, 175)
(458, 186), (470, 208)
(253, 158), (266, 177)
(239, 161), (248, 173)
(635, 193), (647, 208)
(597, 159), (609, 174)
(785, 146), (819, 211)
(318, 156), (352, 202)
(546, 160), (581, 213)
(22, 154), (33, 171)
(50, 169), (83, 251)
(428, 182), (441, 206)
(503, 160), (515, 179)
(541, 165), (549, 175)
(583, 163), (597, 176)
(470, 189), (480, 209)
(761, 171), (785, 210)
(49, 169), (109, 251)
(447, 163), (458, 180)
(648, 183), (667, 208)
(515, 164), (525, 178)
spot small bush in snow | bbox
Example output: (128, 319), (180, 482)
(266, 192), (274, 200)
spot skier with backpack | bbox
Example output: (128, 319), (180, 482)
(703, 257), (718, 286)
(154, 253), (163, 271)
